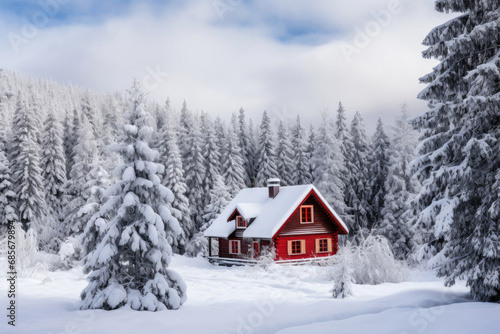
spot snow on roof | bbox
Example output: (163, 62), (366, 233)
(236, 203), (264, 220)
(203, 184), (349, 239)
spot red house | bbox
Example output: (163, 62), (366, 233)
(204, 178), (349, 263)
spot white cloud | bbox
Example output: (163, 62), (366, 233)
(0, 0), (446, 132)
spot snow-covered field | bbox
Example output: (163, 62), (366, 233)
(1, 255), (499, 334)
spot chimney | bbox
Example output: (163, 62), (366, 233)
(267, 178), (280, 198)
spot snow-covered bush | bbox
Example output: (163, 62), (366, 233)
(58, 237), (82, 269)
(351, 233), (408, 284)
(255, 245), (276, 269)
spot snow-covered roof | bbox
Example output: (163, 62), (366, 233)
(236, 203), (264, 220)
(203, 184), (349, 239)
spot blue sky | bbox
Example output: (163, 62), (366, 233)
(0, 0), (446, 131)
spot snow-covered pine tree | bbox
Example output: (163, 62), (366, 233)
(412, 0), (500, 302)
(80, 93), (99, 140)
(64, 114), (99, 237)
(41, 110), (67, 220)
(393, 104), (419, 194)
(201, 112), (222, 204)
(308, 124), (317, 179)
(347, 111), (372, 235)
(80, 80), (186, 311)
(63, 108), (79, 179)
(311, 110), (346, 216)
(379, 150), (414, 261)
(247, 118), (258, 187)
(157, 110), (193, 254)
(335, 102), (355, 232)
(331, 245), (355, 299)
(186, 173), (231, 257)
(238, 107), (253, 187)
(9, 94), (48, 233)
(222, 114), (247, 196)
(369, 117), (391, 228)
(291, 115), (312, 185)
(179, 102), (206, 229)
(276, 120), (295, 186)
(255, 111), (279, 186)
(0, 144), (17, 234)
(379, 104), (419, 261)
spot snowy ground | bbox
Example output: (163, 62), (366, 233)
(1, 255), (499, 334)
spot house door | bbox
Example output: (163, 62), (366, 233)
(252, 241), (259, 258)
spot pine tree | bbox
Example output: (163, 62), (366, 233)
(379, 152), (414, 261)
(247, 118), (258, 187)
(276, 120), (295, 186)
(379, 106), (418, 261)
(157, 112), (193, 254)
(10, 94), (47, 232)
(311, 111), (346, 215)
(347, 111), (372, 235)
(179, 102), (206, 229)
(331, 245), (355, 299)
(41, 110), (67, 220)
(80, 81), (186, 311)
(413, 0), (500, 302)
(64, 115), (99, 236)
(201, 112), (222, 203)
(292, 115), (312, 185)
(186, 174), (231, 257)
(238, 107), (253, 187)
(335, 102), (355, 231)
(222, 114), (246, 196)
(255, 111), (278, 186)
(369, 117), (391, 228)
(63, 108), (80, 179)
(0, 145), (17, 233)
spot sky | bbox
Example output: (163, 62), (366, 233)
(0, 0), (447, 132)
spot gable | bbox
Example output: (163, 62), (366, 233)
(275, 190), (346, 237)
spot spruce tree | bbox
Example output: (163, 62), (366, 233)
(311, 111), (346, 215)
(65, 115), (99, 236)
(255, 111), (278, 186)
(335, 102), (355, 231)
(157, 112), (193, 253)
(369, 117), (391, 228)
(347, 111), (372, 235)
(179, 102), (206, 229)
(379, 106), (418, 261)
(201, 112), (222, 203)
(80, 81), (186, 311)
(0, 145), (17, 233)
(41, 110), (67, 220)
(63, 108), (80, 179)
(10, 95), (47, 232)
(292, 115), (312, 185)
(276, 120), (295, 186)
(238, 107), (253, 187)
(222, 114), (246, 196)
(413, 0), (500, 302)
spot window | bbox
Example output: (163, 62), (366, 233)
(287, 240), (306, 255)
(300, 205), (313, 224)
(229, 240), (241, 254)
(236, 216), (246, 229)
(315, 238), (332, 253)
(252, 241), (259, 258)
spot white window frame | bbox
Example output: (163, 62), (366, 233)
(229, 240), (241, 254)
(300, 205), (314, 224)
